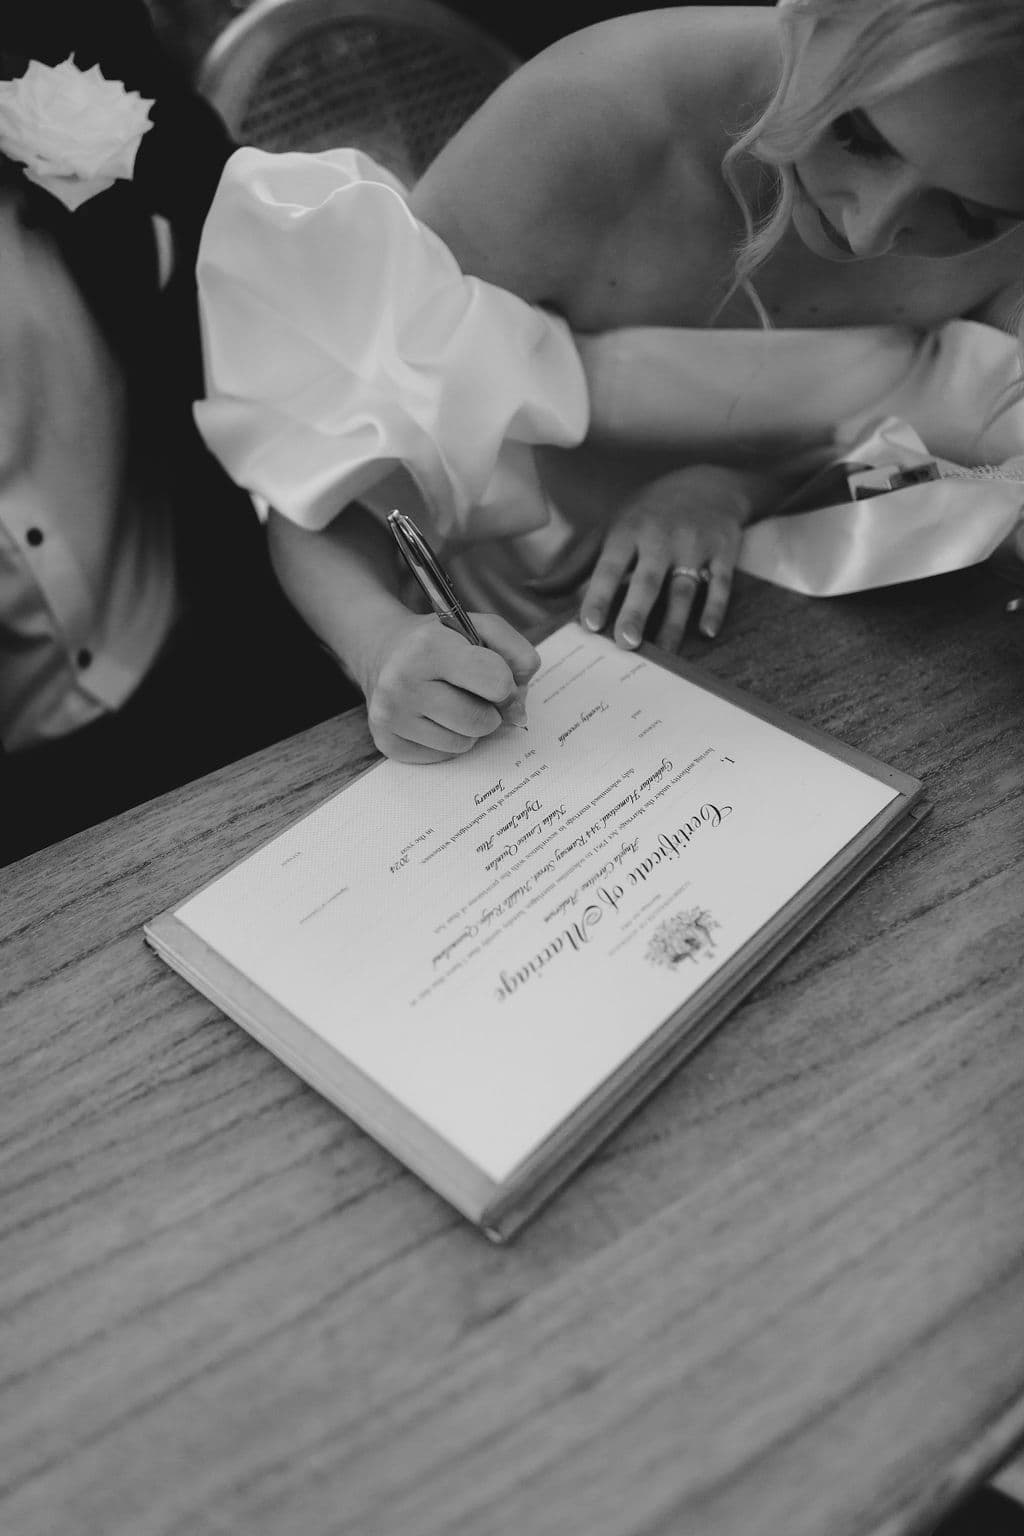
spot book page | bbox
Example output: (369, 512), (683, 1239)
(174, 624), (898, 1183)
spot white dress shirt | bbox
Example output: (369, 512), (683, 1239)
(0, 188), (180, 751)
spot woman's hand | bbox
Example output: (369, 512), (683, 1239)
(362, 611), (541, 764)
(579, 463), (759, 650)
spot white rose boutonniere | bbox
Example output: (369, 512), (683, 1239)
(0, 55), (155, 211)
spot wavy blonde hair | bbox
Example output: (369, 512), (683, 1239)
(719, 0), (1024, 394)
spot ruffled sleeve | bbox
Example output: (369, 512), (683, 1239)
(194, 146), (589, 537)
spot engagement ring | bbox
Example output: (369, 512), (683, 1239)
(670, 564), (709, 584)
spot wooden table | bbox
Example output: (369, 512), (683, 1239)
(3, 565), (1023, 1536)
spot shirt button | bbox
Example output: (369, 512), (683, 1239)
(26, 527), (44, 547)
(77, 649), (93, 670)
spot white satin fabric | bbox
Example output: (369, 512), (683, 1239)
(195, 146), (1024, 619)
(195, 147), (588, 545)
(739, 418), (1024, 597)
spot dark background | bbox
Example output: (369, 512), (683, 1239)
(143, 1), (774, 78)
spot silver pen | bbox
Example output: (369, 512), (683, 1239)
(387, 509), (482, 643)
(387, 510), (528, 726)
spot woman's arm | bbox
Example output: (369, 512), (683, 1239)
(266, 504), (408, 696)
(576, 325), (925, 455)
(578, 317), (1024, 463)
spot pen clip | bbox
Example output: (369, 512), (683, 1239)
(396, 516), (460, 606)
(387, 511), (482, 645)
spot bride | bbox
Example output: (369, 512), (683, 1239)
(197, 0), (1024, 761)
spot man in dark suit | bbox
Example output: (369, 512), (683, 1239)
(0, 0), (354, 864)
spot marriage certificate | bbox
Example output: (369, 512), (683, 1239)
(164, 624), (909, 1198)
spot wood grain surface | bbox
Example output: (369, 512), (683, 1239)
(2, 567), (1022, 1536)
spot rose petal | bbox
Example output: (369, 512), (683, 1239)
(0, 56), (153, 203)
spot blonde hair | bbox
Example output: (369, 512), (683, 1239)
(719, 0), (1024, 389)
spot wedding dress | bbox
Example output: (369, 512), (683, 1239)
(196, 146), (1024, 617)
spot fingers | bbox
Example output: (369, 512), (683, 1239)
(367, 614), (539, 762)
(374, 733), (469, 765)
(470, 612), (541, 690)
(420, 680), (504, 741)
(404, 620), (533, 709)
(580, 537), (634, 636)
(578, 491), (741, 650)
(614, 560), (736, 652)
(370, 672), (501, 754)
(698, 559), (734, 639)
(586, 506), (744, 649)
(369, 699), (492, 762)
(654, 568), (702, 651)
(612, 557), (668, 649)
(384, 708), (482, 758)
(577, 459), (764, 649)
(467, 614), (539, 726)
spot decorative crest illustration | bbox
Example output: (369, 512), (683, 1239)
(645, 906), (719, 969)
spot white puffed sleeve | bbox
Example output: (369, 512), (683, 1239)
(194, 147), (589, 538)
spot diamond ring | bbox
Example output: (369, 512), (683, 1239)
(670, 564), (709, 584)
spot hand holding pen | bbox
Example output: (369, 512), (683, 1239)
(370, 510), (538, 762)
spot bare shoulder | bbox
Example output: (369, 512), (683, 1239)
(409, 7), (773, 311)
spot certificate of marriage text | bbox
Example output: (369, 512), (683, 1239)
(174, 624), (898, 1184)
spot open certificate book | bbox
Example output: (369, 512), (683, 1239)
(146, 624), (926, 1239)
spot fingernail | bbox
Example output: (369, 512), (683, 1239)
(582, 613), (601, 632)
(500, 686), (529, 727)
(621, 626), (640, 648)
(700, 622), (718, 639)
